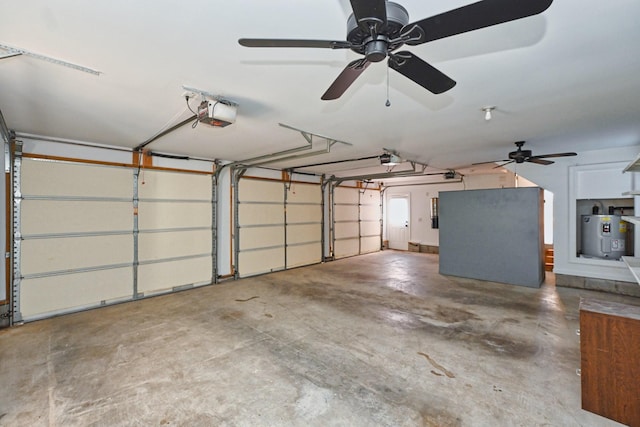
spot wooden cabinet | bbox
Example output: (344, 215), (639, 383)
(580, 298), (640, 426)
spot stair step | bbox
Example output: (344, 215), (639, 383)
(544, 247), (554, 271)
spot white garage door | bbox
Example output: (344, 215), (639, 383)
(236, 177), (322, 277)
(13, 156), (214, 322)
(16, 157), (134, 321)
(137, 169), (213, 296)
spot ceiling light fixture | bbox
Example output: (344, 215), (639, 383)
(482, 106), (495, 121)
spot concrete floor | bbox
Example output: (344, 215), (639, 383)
(1, 251), (638, 426)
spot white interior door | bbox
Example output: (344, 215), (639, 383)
(387, 195), (410, 250)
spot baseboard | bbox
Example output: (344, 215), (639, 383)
(556, 273), (640, 298)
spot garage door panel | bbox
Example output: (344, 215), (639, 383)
(137, 169), (214, 295)
(240, 226), (285, 250)
(331, 185), (381, 259)
(360, 189), (379, 204)
(334, 239), (359, 258)
(286, 184), (321, 268)
(238, 178), (288, 276)
(22, 159), (133, 198)
(360, 205), (380, 222)
(361, 236), (380, 253)
(334, 187), (359, 204)
(361, 190), (380, 255)
(22, 200), (132, 234)
(287, 243), (321, 268)
(17, 159), (136, 321)
(138, 171), (211, 201)
(334, 205), (358, 220)
(138, 257), (212, 294)
(287, 184), (320, 203)
(137, 170), (213, 295)
(239, 204), (283, 226)
(360, 221), (380, 237)
(20, 267), (133, 320)
(16, 158), (216, 322)
(335, 222), (359, 239)
(239, 248), (285, 277)
(287, 205), (321, 223)
(239, 180), (284, 202)
(21, 235), (133, 275)
(138, 230), (211, 262)
(138, 202), (211, 229)
(287, 223), (321, 245)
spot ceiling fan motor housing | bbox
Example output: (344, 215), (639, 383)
(346, 2), (409, 62)
(509, 149), (532, 163)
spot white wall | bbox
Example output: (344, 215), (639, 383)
(383, 172), (518, 246)
(512, 144), (640, 282)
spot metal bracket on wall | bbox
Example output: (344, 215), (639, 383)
(11, 142), (23, 324)
(211, 171), (217, 284)
(132, 169), (140, 298)
(4, 142), (10, 173)
(232, 167), (247, 279)
(358, 190), (362, 255)
(329, 182), (336, 259)
(278, 123), (352, 148)
(330, 161), (429, 186)
(0, 43), (101, 75)
(0, 108), (10, 145)
(231, 123), (353, 169)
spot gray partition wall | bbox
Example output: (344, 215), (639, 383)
(439, 187), (545, 288)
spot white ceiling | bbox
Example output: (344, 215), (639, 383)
(1, 0), (640, 176)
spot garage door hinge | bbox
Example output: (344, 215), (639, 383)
(0, 311), (11, 319)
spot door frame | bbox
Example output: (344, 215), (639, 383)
(386, 193), (410, 250)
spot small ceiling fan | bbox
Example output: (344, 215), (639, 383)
(474, 141), (577, 167)
(238, 0), (553, 100)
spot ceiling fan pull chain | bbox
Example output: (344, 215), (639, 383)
(385, 63), (391, 107)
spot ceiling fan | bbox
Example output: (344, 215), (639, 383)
(238, 0), (553, 100)
(474, 141), (577, 167)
